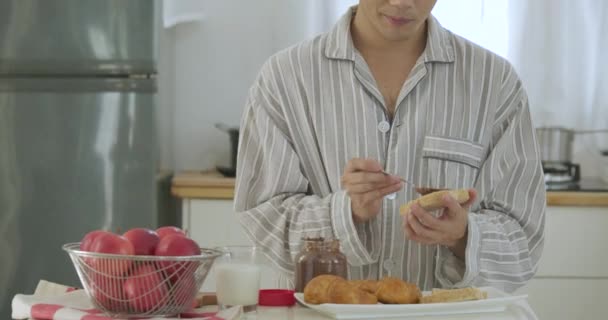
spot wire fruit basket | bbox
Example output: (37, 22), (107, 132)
(63, 243), (222, 318)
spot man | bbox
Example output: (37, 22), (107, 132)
(235, 0), (545, 293)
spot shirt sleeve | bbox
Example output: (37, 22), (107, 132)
(234, 65), (379, 277)
(435, 64), (546, 293)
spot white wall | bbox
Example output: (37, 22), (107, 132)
(159, 1), (349, 171)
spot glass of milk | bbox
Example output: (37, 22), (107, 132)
(215, 246), (263, 314)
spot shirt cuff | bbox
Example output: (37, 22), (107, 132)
(330, 190), (375, 266)
(435, 213), (481, 287)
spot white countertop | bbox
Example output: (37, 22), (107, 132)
(201, 303), (537, 320)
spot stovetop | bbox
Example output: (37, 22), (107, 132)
(545, 177), (608, 192)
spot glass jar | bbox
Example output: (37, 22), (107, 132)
(294, 237), (323, 292)
(315, 239), (348, 280)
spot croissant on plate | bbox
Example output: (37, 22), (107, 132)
(375, 277), (421, 304)
(303, 275), (378, 304)
(303, 275), (420, 305)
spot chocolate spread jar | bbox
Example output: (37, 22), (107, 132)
(294, 238), (347, 292)
(315, 239), (348, 279)
(294, 238), (323, 292)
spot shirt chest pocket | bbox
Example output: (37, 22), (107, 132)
(420, 135), (485, 190)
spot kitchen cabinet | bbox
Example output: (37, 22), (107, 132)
(513, 206), (608, 320)
(534, 206), (608, 278)
(184, 199), (248, 248)
(181, 199), (282, 292)
(515, 278), (608, 320)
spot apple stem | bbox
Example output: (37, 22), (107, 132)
(116, 227), (122, 234)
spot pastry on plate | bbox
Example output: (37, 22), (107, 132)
(421, 287), (487, 303)
(375, 277), (421, 304)
(303, 275), (345, 304)
(327, 279), (378, 305)
(303, 275), (377, 304)
(350, 279), (380, 295)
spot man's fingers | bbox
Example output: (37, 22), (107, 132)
(442, 193), (464, 216)
(379, 182), (403, 197)
(347, 182), (398, 194)
(410, 204), (443, 230)
(361, 182), (402, 203)
(407, 209), (442, 240)
(403, 216), (416, 238)
(347, 183), (380, 194)
(343, 171), (398, 186)
(345, 158), (383, 174)
(404, 215), (436, 245)
(462, 189), (478, 209)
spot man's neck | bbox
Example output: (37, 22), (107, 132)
(351, 10), (428, 59)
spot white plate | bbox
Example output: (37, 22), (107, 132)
(294, 287), (528, 319)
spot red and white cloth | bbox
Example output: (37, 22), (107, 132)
(11, 280), (242, 320)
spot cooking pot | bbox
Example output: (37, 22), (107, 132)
(535, 127), (608, 163)
(215, 123), (239, 177)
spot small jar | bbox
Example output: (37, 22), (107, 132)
(315, 239), (348, 280)
(294, 237), (323, 292)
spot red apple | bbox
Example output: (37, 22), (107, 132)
(123, 228), (160, 255)
(155, 234), (201, 257)
(123, 264), (169, 313)
(169, 273), (197, 310)
(155, 235), (201, 280)
(89, 233), (134, 276)
(156, 226), (186, 239)
(80, 230), (109, 251)
(89, 274), (127, 311)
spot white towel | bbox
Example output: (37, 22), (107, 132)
(11, 280), (242, 320)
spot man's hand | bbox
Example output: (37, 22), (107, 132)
(402, 189), (477, 259)
(341, 158), (402, 224)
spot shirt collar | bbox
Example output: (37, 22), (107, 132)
(324, 6), (455, 63)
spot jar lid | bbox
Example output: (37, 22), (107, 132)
(258, 289), (296, 306)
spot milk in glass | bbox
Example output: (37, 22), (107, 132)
(216, 262), (261, 307)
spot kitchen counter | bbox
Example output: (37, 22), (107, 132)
(172, 170), (235, 199)
(199, 304), (534, 320)
(171, 171), (608, 207)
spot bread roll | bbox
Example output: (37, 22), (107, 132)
(400, 189), (470, 216)
(303, 275), (421, 305)
(328, 280), (378, 305)
(375, 277), (421, 304)
(350, 279), (380, 295)
(303, 275), (344, 304)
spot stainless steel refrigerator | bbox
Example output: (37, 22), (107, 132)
(0, 1), (165, 318)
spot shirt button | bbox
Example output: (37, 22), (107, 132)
(377, 121), (391, 133)
(385, 192), (397, 200)
(383, 259), (395, 272)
